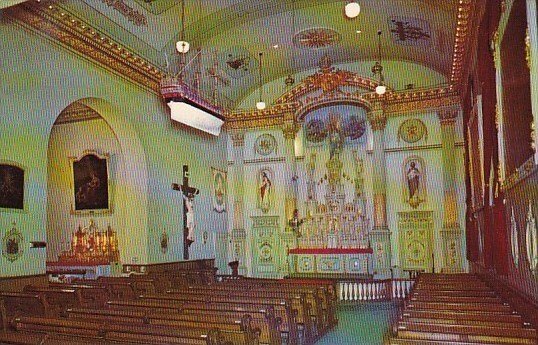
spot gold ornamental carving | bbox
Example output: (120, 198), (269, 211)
(438, 107), (458, 125)
(282, 122), (298, 140)
(367, 102), (386, 131)
(525, 27), (531, 70)
(230, 131), (245, 147)
(7, 3), (163, 94)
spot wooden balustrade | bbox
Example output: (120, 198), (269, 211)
(338, 279), (415, 302)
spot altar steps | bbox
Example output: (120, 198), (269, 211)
(387, 274), (537, 345)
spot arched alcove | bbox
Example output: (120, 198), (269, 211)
(46, 98), (148, 266)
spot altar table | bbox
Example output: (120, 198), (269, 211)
(288, 248), (373, 277)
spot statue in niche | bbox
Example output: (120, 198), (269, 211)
(258, 169), (273, 213)
(327, 113), (344, 158)
(404, 157), (426, 208)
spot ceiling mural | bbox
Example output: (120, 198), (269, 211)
(389, 17), (432, 46)
(6, 0), (476, 109)
(132, 0), (178, 15)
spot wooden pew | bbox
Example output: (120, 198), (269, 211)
(71, 279), (137, 300)
(170, 282), (332, 333)
(48, 283), (110, 307)
(214, 278), (337, 328)
(140, 294), (308, 343)
(0, 292), (50, 322)
(97, 276), (157, 295)
(12, 316), (222, 345)
(66, 307), (258, 345)
(0, 330), (114, 345)
(162, 288), (321, 341)
(107, 299), (298, 345)
(396, 321), (537, 344)
(23, 286), (82, 316)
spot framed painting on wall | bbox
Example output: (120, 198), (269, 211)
(0, 164), (24, 211)
(211, 168), (226, 213)
(70, 151), (111, 215)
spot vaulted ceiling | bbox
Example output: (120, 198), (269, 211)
(5, 0), (476, 110)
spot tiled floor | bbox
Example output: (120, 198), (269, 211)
(316, 301), (398, 345)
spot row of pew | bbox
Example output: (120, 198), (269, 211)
(388, 273), (537, 345)
(0, 273), (337, 345)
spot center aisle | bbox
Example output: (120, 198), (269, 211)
(316, 301), (398, 345)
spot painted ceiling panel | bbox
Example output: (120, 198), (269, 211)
(22, 0), (462, 108)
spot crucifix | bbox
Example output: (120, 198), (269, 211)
(172, 165), (200, 260)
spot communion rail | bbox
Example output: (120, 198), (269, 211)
(338, 278), (414, 302)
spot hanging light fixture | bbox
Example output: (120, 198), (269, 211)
(176, 0), (190, 54)
(256, 52), (266, 110)
(344, 2), (361, 18)
(285, 0), (296, 87)
(372, 30), (387, 95)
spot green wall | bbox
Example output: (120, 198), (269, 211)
(0, 17), (227, 277)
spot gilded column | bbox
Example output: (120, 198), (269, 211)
(367, 101), (391, 276)
(230, 130), (247, 275)
(280, 119), (299, 274)
(438, 107), (464, 272)
(525, 0), (538, 161)
(282, 120), (299, 225)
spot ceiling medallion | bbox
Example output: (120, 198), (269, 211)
(293, 28), (341, 49)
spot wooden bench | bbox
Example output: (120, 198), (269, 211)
(396, 321), (537, 344)
(23, 286), (82, 316)
(12, 316), (222, 345)
(97, 276), (157, 295)
(164, 288), (323, 340)
(107, 299), (298, 345)
(66, 307), (277, 345)
(71, 279), (137, 300)
(48, 283), (109, 307)
(0, 292), (50, 322)
(140, 294), (309, 343)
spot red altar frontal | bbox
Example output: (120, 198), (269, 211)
(288, 247), (373, 277)
(47, 220), (120, 281)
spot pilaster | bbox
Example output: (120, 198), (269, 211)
(230, 130), (248, 275)
(282, 120), (299, 225)
(367, 101), (391, 276)
(438, 107), (464, 272)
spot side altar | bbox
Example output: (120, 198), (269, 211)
(47, 219), (120, 281)
(287, 113), (373, 278)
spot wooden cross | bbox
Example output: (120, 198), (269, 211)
(172, 165), (200, 260)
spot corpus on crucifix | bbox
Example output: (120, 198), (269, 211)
(172, 165), (200, 260)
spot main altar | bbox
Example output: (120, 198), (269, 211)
(287, 112), (373, 278)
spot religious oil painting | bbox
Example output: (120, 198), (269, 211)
(0, 164), (24, 210)
(403, 156), (426, 209)
(258, 168), (274, 213)
(70, 151), (111, 214)
(211, 168), (226, 213)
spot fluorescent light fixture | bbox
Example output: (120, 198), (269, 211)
(345, 2), (361, 18)
(167, 100), (224, 136)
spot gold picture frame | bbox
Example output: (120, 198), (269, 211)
(69, 150), (112, 215)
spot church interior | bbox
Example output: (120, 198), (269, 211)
(0, 0), (537, 344)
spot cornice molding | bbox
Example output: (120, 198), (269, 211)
(6, 2), (165, 94)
